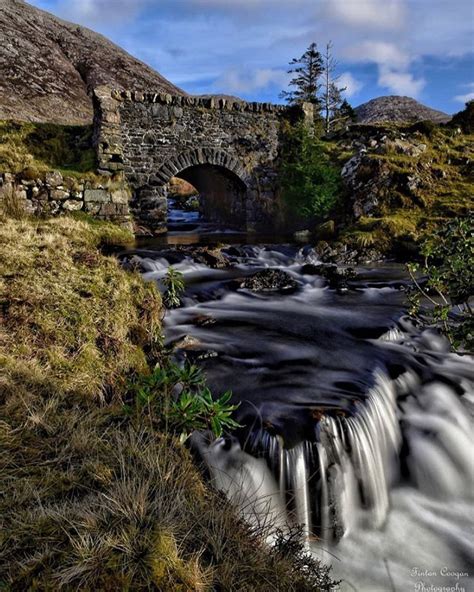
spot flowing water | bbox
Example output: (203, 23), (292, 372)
(125, 221), (473, 591)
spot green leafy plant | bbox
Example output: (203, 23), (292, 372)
(407, 215), (473, 351)
(280, 122), (342, 222)
(163, 267), (185, 308)
(128, 362), (241, 441)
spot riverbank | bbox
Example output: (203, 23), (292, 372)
(0, 213), (336, 591)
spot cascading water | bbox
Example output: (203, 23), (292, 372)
(124, 240), (473, 591)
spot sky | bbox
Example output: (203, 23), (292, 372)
(29, 0), (474, 114)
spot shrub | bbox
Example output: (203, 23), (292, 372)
(163, 266), (185, 308)
(405, 119), (438, 138)
(0, 120), (96, 176)
(280, 122), (342, 222)
(407, 215), (473, 350)
(128, 363), (241, 441)
(450, 100), (474, 134)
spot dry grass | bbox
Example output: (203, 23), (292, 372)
(0, 214), (336, 591)
(0, 215), (161, 404)
(0, 183), (27, 219)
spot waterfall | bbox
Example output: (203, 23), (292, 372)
(131, 241), (474, 589)
(200, 368), (473, 547)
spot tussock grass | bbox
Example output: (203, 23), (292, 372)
(0, 183), (27, 219)
(0, 214), (336, 590)
(0, 215), (159, 403)
(341, 127), (474, 254)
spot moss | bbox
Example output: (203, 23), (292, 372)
(337, 127), (474, 256)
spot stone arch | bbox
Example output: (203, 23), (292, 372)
(149, 148), (250, 229)
(150, 147), (249, 188)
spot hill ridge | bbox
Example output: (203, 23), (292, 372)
(0, 0), (184, 124)
(355, 95), (451, 124)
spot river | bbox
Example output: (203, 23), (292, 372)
(124, 205), (473, 592)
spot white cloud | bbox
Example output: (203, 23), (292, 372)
(324, 0), (406, 30)
(454, 83), (474, 103)
(30, 0), (474, 106)
(346, 41), (424, 98)
(347, 41), (410, 70)
(378, 69), (425, 97)
(338, 72), (363, 98)
(216, 68), (290, 94)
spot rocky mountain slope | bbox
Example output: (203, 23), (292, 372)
(0, 0), (184, 124)
(355, 96), (451, 124)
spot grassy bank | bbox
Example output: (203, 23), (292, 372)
(340, 124), (474, 256)
(0, 121), (97, 179)
(0, 213), (335, 591)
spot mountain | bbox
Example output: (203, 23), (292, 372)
(0, 0), (184, 125)
(355, 96), (451, 125)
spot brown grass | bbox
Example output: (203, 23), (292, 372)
(0, 214), (336, 591)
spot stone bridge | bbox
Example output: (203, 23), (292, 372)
(93, 87), (313, 234)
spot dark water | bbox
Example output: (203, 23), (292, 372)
(125, 218), (474, 592)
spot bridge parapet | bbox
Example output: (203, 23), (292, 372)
(93, 86), (313, 233)
(110, 89), (288, 114)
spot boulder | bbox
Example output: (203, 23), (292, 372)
(240, 269), (299, 294)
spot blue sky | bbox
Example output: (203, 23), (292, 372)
(30, 0), (473, 114)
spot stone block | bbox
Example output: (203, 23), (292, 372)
(84, 189), (110, 203)
(84, 202), (101, 215)
(99, 202), (122, 216)
(50, 189), (69, 200)
(63, 200), (83, 211)
(110, 188), (130, 204)
(45, 171), (63, 187)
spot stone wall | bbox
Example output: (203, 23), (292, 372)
(94, 87), (312, 233)
(0, 171), (133, 229)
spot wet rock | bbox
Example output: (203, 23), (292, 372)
(314, 220), (335, 240)
(173, 335), (203, 351)
(172, 334), (218, 362)
(240, 269), (299, 293)
(192, 314), (217, 327)
(316, 240), (384, 266)
(195, 248), (229, 269)
(154, 246), (231, 269)
(301, 263), (357, 290)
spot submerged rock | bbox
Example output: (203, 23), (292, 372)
(239, 269), (299, 294)
(172, 334), (218, 363)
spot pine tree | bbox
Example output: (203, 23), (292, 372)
(322, 41), (349, 133)
(279, 43), (324, 106)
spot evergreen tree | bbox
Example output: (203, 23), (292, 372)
(334, 99), (357, 129)
(279, 42), (324, 106)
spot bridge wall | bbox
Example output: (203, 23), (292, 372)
(93, 87), (310, 233)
